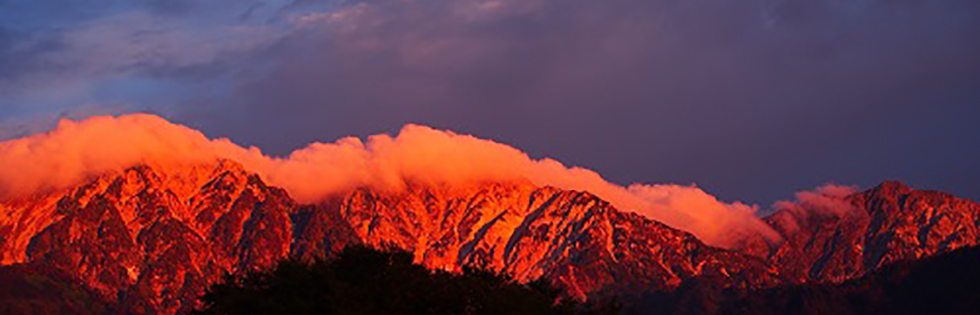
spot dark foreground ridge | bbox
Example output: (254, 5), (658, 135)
(194, 245), (598, 314)
(0, 264), (109, 314)
(7, 244), (980, 314)
(623, 245), (980, 315)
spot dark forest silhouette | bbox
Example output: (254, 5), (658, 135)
(194, 245), (980, 315)
(3, 245), (980, 314)
(193, 245), (592, 315)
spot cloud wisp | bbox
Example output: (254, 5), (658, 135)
(767, 184), (862, 235)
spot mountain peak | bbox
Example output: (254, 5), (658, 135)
(4, 162), (980, 313)
(870, 180), (913, 196)
(2, 162), (789, 313)
(766, 180), (980, 283)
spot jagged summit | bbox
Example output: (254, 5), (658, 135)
(764, 180), (980, 283)
(0, 161), (780, 313)
(14, 160), (295, 313)
(1, 161), (979, 314)
(872, 180), (913, 194)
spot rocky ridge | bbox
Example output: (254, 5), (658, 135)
(1, 161), (978, 313)
(764, 181), (980, 283)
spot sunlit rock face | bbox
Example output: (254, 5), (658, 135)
(325, 183), (783, 299)
(764, 181), (980, 283)
(2, 160), (978, 314)
(0, 160), (784, 313)
(14, 161), (295, 314)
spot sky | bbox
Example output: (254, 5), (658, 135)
(0, 0), (978, 209)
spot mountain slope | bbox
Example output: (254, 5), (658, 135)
(0, 161), (782, 313)
(315, 183), (784, 298)
(0, 264), (109, 315)
(764, 181), (980, 283)
(19, 161), (297, 313)
(631, 245), (980, 315)
(2, 160), (979, 314)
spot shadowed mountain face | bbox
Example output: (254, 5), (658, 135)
(0, 264), (108, 315)
(627, 242), (980, 315)
(1, 161), (978, 314)
(763, 181), (980, 283)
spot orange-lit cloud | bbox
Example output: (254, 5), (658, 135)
(769, 184), (861, 234)
(0, 114), (779, 247)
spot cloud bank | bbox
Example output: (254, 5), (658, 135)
(2, 0), (979, 208)
(0, 114), (777, 247)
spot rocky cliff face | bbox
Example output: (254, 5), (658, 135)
(764, 181), (980, 283)
(318, 183), (783, 299)
(1, 161), (977, 314)
(7, 161), (296, 314)
(0, 264), (109, 314)
(0, 161), (783, 313)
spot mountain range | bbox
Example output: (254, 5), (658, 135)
(1, 160), (978, 314)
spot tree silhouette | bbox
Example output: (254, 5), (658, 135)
(195, 245), (580, 315)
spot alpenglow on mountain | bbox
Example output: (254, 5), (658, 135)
(2, 160), (980, 314)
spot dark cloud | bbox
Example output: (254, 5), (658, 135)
(0, 0), (288, 116)
(178, 0), (980, 205)
(2, 0), (979, 206)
